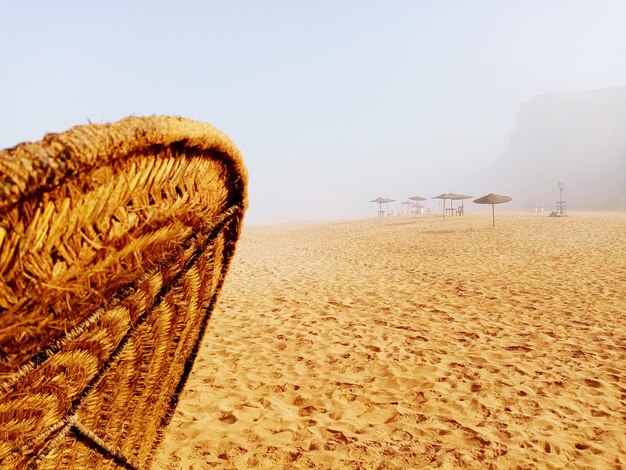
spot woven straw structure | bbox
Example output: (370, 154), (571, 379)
(0, 116), (247, 469)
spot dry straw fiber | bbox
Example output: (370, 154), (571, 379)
(0, 116), (248, 469)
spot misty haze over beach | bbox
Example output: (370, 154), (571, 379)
(2, 2), (626, 224)
(490, 87), (626, 211)
(2, 3), (626, 469)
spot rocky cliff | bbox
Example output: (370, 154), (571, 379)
(493, 87), (626, 210)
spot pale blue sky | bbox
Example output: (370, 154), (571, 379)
(1, 1), (625, 223)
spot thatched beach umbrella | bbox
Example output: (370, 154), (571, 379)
(432, 193), (454, 220)
(408, 196), (426, 214)
(0, 116), (248, 467)
(370, 197), (386, 217)
(370, 197), (395, 217)
(473, 193), (512, 227)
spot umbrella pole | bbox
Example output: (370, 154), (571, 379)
(443, 199), (446, 221)
(492, 204), (495, 227)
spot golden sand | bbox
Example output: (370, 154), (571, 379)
(155, 212), (625, 469)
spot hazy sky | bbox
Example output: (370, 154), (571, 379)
(1, 1), (625, 223)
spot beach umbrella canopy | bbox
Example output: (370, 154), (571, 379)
(474, 193), (512, 204)
(432, 193), (454, 205)
(473, 193), (512, 227)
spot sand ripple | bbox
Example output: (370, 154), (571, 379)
(155, 212), (626, 469)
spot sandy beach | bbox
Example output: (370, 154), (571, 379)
(154, 212), (625, 469)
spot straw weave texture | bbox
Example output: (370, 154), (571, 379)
(0, 116), (247, 469)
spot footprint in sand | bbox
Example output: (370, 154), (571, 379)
(298, 405), (327, 417)
(505, 345), (533, 352)
(219, 412), (238, 424)
(326, 428), (357, 444)
(216, 443), (247, 461)
(583, 378), (603, 388)
(390, 428), (413, 442)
